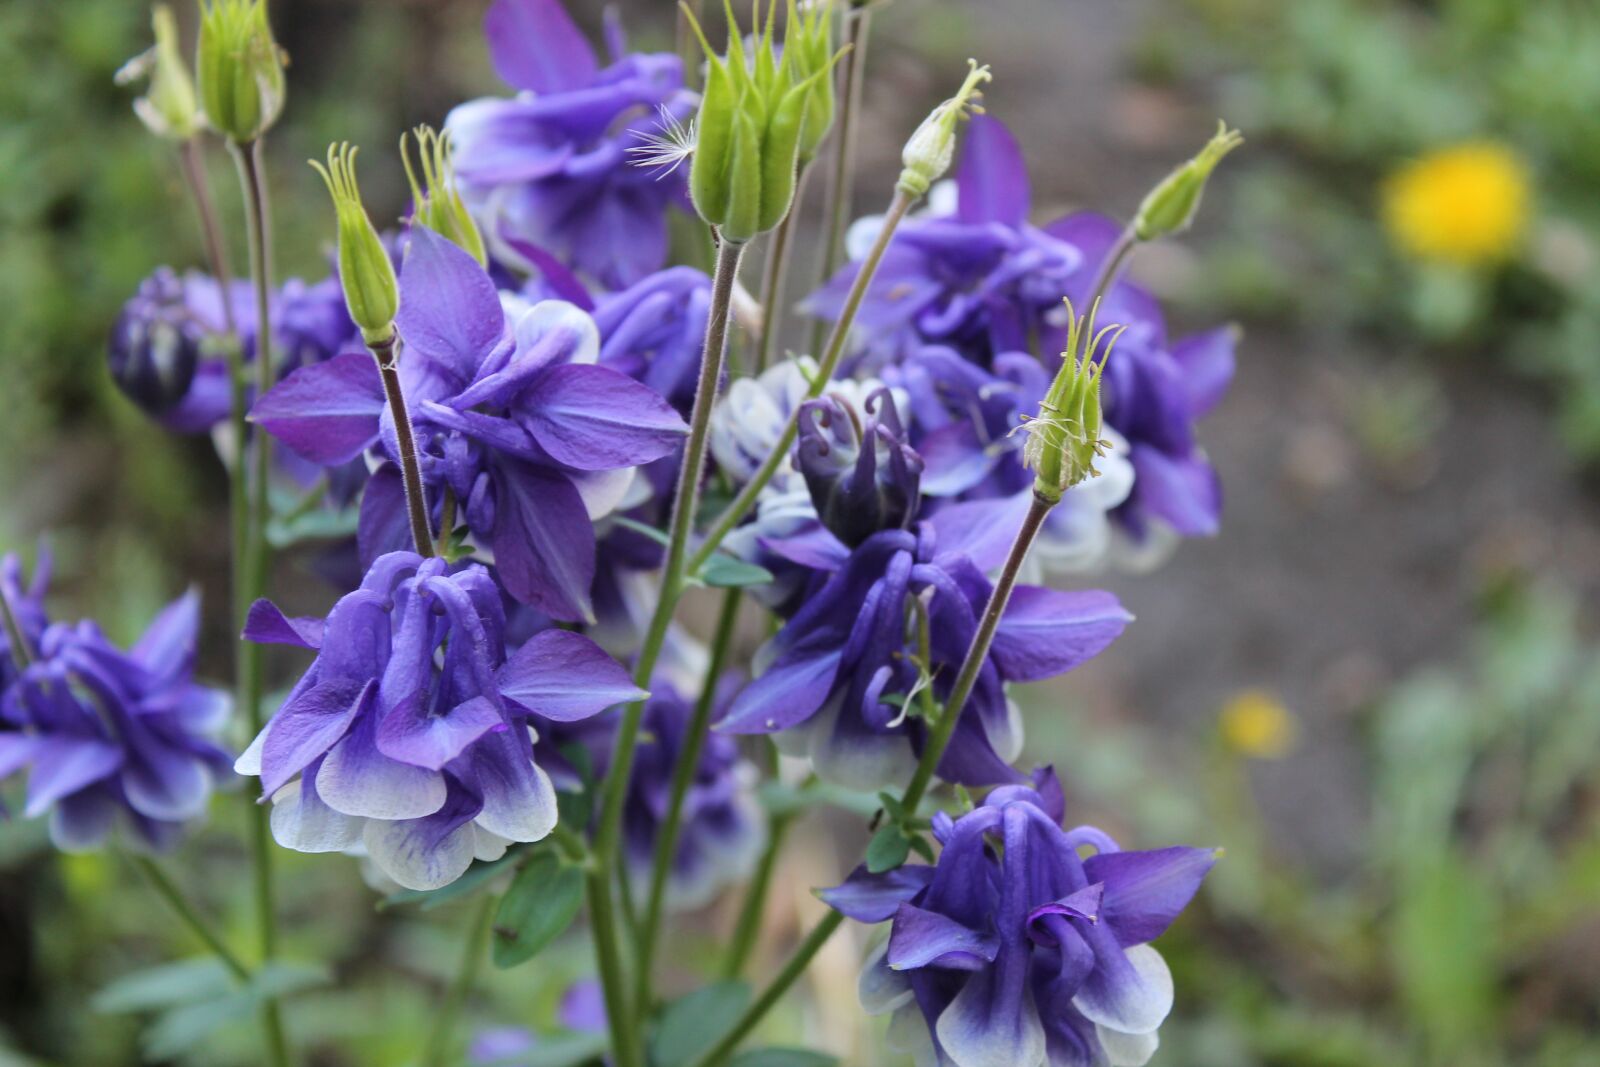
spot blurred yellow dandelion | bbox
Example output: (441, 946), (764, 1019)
(1219, 689), (1296, 759)
(1381, 142), (1530, 266)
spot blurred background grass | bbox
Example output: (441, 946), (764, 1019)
(2, 1), (1599, 1065)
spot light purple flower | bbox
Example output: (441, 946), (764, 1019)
(823, 774), (1217, 1067)
(235, 551), (644, 890)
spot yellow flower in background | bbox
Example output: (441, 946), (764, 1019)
(1382, 142), (1531, 266)
(1219, 689), (1297, 759)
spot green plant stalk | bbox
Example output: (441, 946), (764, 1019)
(754, 164), (811, 372)
(691, 189), (912, 574)
(635, 588), (744, 1008)
(720, 808), (794, 980)
(132, 855), (251, 982)
(229, 137), (291, 1067)
(1085, 223), (1138, 316)
(807, 3), (873, 358)
(588, 236), (747, 1067)
(422, 893), (496, 1067)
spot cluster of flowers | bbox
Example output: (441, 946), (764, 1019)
(83, 0), (1236, 1063)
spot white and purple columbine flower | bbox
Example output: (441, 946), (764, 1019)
(0, 573), (232, 852)
(234, 551), (644, 891)
(719, 513), (1131, 790)
(821, 773), (1217, 1067)
(445, 0), (695, 290)
(251, 228), (688, 623)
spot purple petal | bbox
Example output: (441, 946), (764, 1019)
(501, 236), (597, 311)
(887, 903), (1000, 972)
(818, 864), (935, 923)
(916, 420), (999, 498)
(258, 679), (373, 797)
(927, 494), (1033, 572)
(1128, 447), (1221, 538)
(397, 228), (506, 387)
(717, 648), (842, 735)
(1072, 939), (1173, 1037)
(491, 461), (597, 623)
(956, 115), (1030, 228)
(1026, 882), (1106, 936)
(376, 693), (506, 772)
(24, 738), (123, 818)
(522, 364), (687, 471)
(1083, 846), (1218, 947)
(934, 946), (1046, 1067)
(990, 587), (1131, 683)
(461, 728), (558, 841)
(496, 628), (644, 721)
(131, 588), (200, 682)
(317, 707), (448, 820)
(358, 466), (416, 567)
(243, 600), (326, 649)
(250, 352), (385, 465)
(484, 0), (597, 93)
(1172, 326), (1236, 417)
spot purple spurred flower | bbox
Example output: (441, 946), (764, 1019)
(822, 773), (1217, 1067)
(795, 388), (924, 548)
(235, 551), (644, 890)
(252, 228), (688, 622)
(594, 266), (712, 416)
(719, 516), (1130, 789)
(0, 579), (232, 852)
(445, 0), (694, 290)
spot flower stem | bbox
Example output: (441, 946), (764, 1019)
(229, 136), (291, 1067)
(1085, 223), (1138, 315)
(807, 3), (874, 359)
(0, 583), (33, 669)
(719, 808), (794, 980)
(754, 165), (811, 373)
(178, 138), (237, 335)
(422, 893), (496, 1067)
(365, 334), (434, 556)
(691, 189), (912, 574)
(589, 236), (747, 1067)
(131, 855), (251, 982)
(635, 588), (743, 1008)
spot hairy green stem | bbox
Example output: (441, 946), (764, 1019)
(1085, 224), (1138, 318)
(720, 808), (794, 981)
(635, 588), (744, 1008)
(422, 894), (496, 1067)
(365, 334), (434, 556)
(132, 855), (251, 982)
(808, 3), (873, 358)
(691, 189), (912, 573)
(754, 165), (811, 372)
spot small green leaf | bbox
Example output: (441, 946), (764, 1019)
(245, 961), (332, 1000)
(908, 835), (936, 863)
(697, 555), (775, 589)
(728, 1049), (838, 1067)
(92, 958), (234, 1014)
(651, 981), (752, 1067)
(492, 852), (584, 968)
(866, 824), (911, 873)
(142, 993), (257, 1060)
(612, 516), (672, 547)
(266, 505), (360, 548)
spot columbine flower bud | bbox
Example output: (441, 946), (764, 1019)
(795, 388), (923, 547)
(682, 0), (845, 243)
(897, 60), (992, 199)
(1132, 121), (1243, 242)
(401, 125), (487, 266)
(1020, 300), (1123, 503)
(195, 0), (286, 144)
(310, 143), (398, 345)
(785, 0), (837, 165)
(108, 268), (203, 416)
(115, 5), (201, 141)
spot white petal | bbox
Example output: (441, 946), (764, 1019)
(363, 816), (476, 892)
(859, 938), (915, 1015)
(269, 782), (364, 853)
(475, 757), (557, 843)
(233, 726), (267, 776)
(317, 734), (447, 820)
(1096, 1024), (1160, 1067)
(571, 466), (636, 520)
(887, 1001), (938, 1066)
(1073, 944), (1174, 1036)
(936, 971), (1046, 1067)
(472, 824), (512, 863)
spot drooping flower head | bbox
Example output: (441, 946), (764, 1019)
(236, 551), (643, 890)
(445, 0), (695, 289)
(795, 388), (924, 548)
(823, 774), (1217, 1067)
(0, 580), (232, 852)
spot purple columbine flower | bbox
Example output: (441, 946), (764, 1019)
(593, 266), (712, 416)
(252, 228), (688, 622)
(235, 551), (644, 891)
(543, 679), (764, 910)
(718, 516), (1131, 789)
(795, 388), (924, 548)
(0, 582), (232, 852)
(445, 0), (694, 290)
(822, 773), (1217, 1067)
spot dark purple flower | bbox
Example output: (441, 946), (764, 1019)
(0, 583), (232, 852)
(594, 266), (712, 415)
(252, 228), (688, 622)
(543, 679), (763, 909)
(107, 268), (204, 418)
(719, 517), (1130, 789)
(823, 775), (1217, 1067)
(446, 0), (694, 290)
(235, 551), (644, 890)
(795, 388), (924, 548)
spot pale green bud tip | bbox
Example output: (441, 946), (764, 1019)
(1018, 298), (1125, 500)
(402, 125), (487, 266)
(897, 60), (992, 199)
(196, 0), (286, 144)
(115, 5), (201, 140)
(1133, 120), (1243, 242)
(310, 143), (398, 340)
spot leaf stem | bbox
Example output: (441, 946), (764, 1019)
(422, 893), (496, 1067)
(131, 854), (252, 982)
(0, 582), (33, 669)
(754, 165), (810, 372)
(719, 808), (794, 981)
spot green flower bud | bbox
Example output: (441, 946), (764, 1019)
(782, 0), (837, 164)
(310, 143), (398, 345)
(195, 0), (285, 144)
(115, 5), (202, 141)
(401, 125), (486, 267)
(680, 0), (845, 243)
(1020, 300), (1124, 503)
(897, 60), (992, 200)
(1133, 121), (1243, 242)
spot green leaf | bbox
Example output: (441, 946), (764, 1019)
(651, 981), (752, 1067)
(245, 961), (332, 1000)
(728, 1050), (838, 1067)
(142, 992), (257, 1060)
(380, 850), (523, 912)
(92, 957), (234, 1014)
(266, 504), (359, 548)
(492, 852), (584, 968)
(865, 824), (911, 873)
(696, 554), (775, 589)
(612, 516), (671, 547)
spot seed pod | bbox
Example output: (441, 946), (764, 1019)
(195, 0), (286, 144)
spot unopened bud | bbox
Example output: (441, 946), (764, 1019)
(196, 0), (286, 144)
(1020, 300), (1123, 502)
(115, 5), (201, 140)
(1133, 121), (1242, 242)
(784, 0), (838, 165)
(898, 60), (992, 200)
(310, 144), (398, 345)
(795, 388), (922, 546)
(401, 126), (486, 266)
